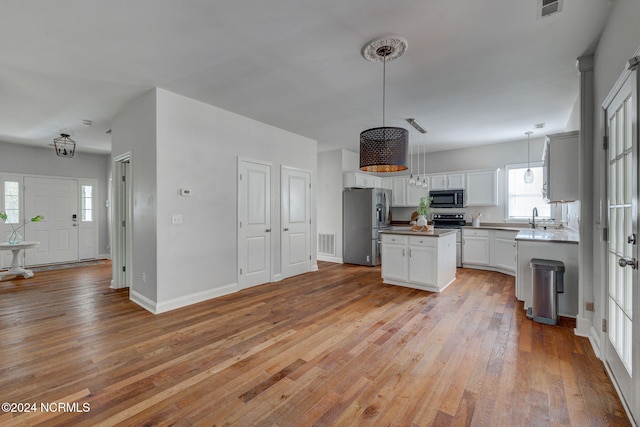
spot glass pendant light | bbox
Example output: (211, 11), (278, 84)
(524, 131), (534, 184)
(421, 142), (428, 188)
(414, 145), (422, 187)
(408, 140), (416, 185)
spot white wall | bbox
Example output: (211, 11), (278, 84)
(317, 149), (360, 262)
(112, 89), (158, 303)
(591, 0), (640, 353)
(0, 140), (111, 256)
(113, 88), (317, 312)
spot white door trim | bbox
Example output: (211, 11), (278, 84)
(111, 152), (133, 289)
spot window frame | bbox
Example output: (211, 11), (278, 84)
(504, 162), (557, 222)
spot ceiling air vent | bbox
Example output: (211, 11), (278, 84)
(539, 0), (563, 18)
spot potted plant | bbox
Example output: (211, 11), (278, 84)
(416, 196), (433, 229)
(0, 212), (44, 244)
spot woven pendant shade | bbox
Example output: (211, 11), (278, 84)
(360, 126), (408, 172)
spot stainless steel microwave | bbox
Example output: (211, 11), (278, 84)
(429, 189), (465, 208)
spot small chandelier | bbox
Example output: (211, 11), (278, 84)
(53, 133), (76, 158)
(359, 36), (409, 172)
(524, 131), (534, 183)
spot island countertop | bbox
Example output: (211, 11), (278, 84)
(380, 228), (457, 238)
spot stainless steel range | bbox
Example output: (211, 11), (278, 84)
(432, 213), (466, 267)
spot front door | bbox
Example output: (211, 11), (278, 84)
(24, 176), (79, 265)
(605, 68), (640, 422)
(281, 166), (311, 279)
(238, 159), (271, 288)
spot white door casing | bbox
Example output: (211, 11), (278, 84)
(112, 154), (132, 289)
(238, 159), (271, 289)
(24, 176), (79, 265)
(604, 68), (639, 423)
(281, 166), (311, 279)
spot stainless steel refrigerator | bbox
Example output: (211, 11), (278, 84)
(343, 187), (391, 266)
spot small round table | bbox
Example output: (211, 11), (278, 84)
(0, 241), (40, 280)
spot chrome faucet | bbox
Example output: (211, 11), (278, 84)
(530, 207), (538, 229)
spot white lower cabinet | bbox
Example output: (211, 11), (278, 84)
(381, 235), (408, 282)
(407, 240), (437, 287)
(462, 229), (490, 265)
(381, 232), (457, 292)
(492, 230), (518, 272)
(462, 228), (518, 276)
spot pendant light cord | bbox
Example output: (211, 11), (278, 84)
(382, 54), (387, 127)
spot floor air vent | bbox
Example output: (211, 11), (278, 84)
(318, 233), (336, 256)
(539, 0), (563, 18)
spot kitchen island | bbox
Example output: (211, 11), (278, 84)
(380, 228), (457, 292)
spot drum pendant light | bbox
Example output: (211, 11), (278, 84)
(359, 36), (409, 172)
(524, 131), (534, 183)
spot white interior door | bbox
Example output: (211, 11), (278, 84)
(24, 176), (79, 265)
(605, 68), (640, 422)
(281, 166), (311, 279)
(238, 159), (271, 288)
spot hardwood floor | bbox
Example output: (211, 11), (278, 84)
(0, 261), (630, 426)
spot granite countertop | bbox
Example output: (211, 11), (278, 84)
(380, 227), (457, 237)
(515, 229), (579, 244)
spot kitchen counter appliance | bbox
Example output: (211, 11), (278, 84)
(430, 189), (465, 208)
(343, 187), (391, 266)
(432, 213), (465, 267)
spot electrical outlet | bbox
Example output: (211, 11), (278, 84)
(172, 214), (183, 224)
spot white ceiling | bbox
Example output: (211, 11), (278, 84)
(0, 0), (612, 155)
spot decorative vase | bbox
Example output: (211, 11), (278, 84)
(416, 215), (428, 227)
(7, 230), (22, 244)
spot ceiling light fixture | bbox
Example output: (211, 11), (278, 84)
(406, 118), (427, 134)
(359, 35), (409, 173)
(53, 133), (76, 158)
(524, 131), (534, 183)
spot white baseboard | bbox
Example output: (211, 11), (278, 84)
(312, 263), (319, 272)
(317, 255), (343, 263)
(272, 273), (283, 282)
(154, 282), (239, 314)
(98, 253), (111, 260)
(130, 290), (158, 314)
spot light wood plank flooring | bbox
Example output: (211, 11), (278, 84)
(0, 261), (630, 426)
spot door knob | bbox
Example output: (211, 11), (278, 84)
(618, 257), (637, 269)
(283, 228), (289, 231)
(265, 228), (271, 233)
(628, 234), (637, 245)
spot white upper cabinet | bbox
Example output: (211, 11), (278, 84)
(542, 131), (579, 202)
(430, 173), (465, 190)
(406, 181), (429, 207)
(384, 177), (429, 207)
(390, 177), (407, 207)
(465, 169), (499, 206)
(343, 172), (382, 189)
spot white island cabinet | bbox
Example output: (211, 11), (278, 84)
(380, 229), (457, 292)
